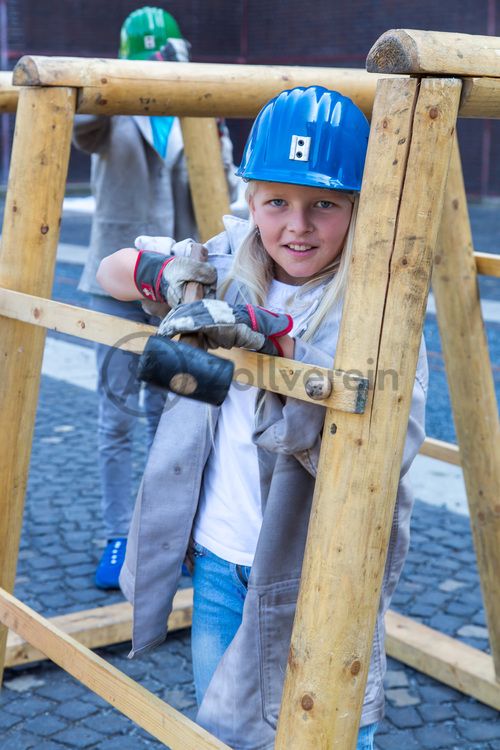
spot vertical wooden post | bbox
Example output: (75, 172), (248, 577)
(179, 117), (231, 242)
(0, 86), (76, 683)
(276, 77), (462, 748)
(432, 138), (500, 677)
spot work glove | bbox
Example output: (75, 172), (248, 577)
(134, 246), (217, 308)
(150, 38), (191, 63)
(158, 299), (293, 357)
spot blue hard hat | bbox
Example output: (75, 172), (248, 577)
(237, 86), (369, 192)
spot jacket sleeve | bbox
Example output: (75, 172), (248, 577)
(72, 114), (111, 154)
(253, 337), (428, 479)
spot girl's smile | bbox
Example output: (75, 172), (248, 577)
(248, 181), (353, 285)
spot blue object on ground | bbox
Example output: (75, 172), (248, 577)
(95, 537), (127, 589)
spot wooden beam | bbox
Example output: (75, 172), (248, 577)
(367, 29), (500, 77)
(0, 588), (229, 750)
(460, 77), (500, 119)
(476, 251), (500, 277)
(0, 71), (17, 113)
(5, 589), (193, 668)
(12, 57), (389, 117)
(386, 610), (500, 710)
(180, 118), (230, 242)
(276, 76), (462, 749)
(419, 437), (460, 466)
(433, 138), (500, 676)
(0, 86), (76, 684)
(0, 288), (368, 413)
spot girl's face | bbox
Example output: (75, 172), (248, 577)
(248, 181), (353, 285)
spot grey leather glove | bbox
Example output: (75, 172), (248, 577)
(134, 248), (217, 308)
(158, 299), (293, 356)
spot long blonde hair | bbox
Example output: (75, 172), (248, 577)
(219, 181), (359, 342)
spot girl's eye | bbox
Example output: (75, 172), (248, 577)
(316, 200), (334, 209)
(269, 198), (286, 207)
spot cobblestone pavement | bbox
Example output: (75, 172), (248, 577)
(1, 201), (500, 748)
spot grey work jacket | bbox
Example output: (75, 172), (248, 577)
(73, 115), (239, 295)
(120, 216), (428, 749)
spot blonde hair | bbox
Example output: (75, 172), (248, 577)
(219, 181), (359, 342)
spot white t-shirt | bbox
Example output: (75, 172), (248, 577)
(192, 279), (321, 565)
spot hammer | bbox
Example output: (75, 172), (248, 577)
(136, 243), (235, 406)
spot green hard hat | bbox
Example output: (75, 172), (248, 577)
(119, 7), (182, 60)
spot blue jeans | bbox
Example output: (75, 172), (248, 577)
(191, 543), (377, 749)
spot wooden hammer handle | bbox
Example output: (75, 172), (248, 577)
(180, 242), (208, 349)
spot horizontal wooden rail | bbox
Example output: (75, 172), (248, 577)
(6, 64), (500, 123)
(0, 71), (17, 113)
(0, 588), (230, 750)
(367, 29), (500, 77)
(385, 610), (500, 711)
(6, 588), (192, 667)
(419, 437), (460, 465)
(5, 592), (498, 711)
(476, 251), (500, 277)
(0, 288), (368, 413)
(12, 58), (387, 117)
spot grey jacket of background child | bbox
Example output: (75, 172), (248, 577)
(73, 114), (239, 295)
(120, 216), (428, 749)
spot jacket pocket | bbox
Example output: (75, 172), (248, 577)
(258, 583), (299, 729)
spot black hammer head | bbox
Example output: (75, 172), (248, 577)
(137, 335), (234, 407)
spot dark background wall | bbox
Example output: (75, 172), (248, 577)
(0, 0), (498, 196)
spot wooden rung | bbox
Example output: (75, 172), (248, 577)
(419, 437), (460, 466)
(386, 610), (500, 711)
(5, 588), (193, 668)
(0, 287), (368, 413)
(475, 251), (500, 278)
(0, 588), (229, 750)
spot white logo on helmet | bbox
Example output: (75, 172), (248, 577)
(289, 135), (311, 162)
(143, 34), (156, 49)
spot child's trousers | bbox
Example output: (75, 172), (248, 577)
(191, 542), (378, 749)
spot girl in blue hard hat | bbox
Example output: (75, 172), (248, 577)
(98, 86), (427, 750)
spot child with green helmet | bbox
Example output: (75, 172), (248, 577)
(118, 6), (182, 60)
(98, 85), (428, 750)
(74, 6), (240, 592)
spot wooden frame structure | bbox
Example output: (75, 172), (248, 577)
(0, 28), (499, 748)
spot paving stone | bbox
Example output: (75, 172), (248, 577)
(98, 736), (157, 750)
(418, 684), (463, 703)
(8, 696), (55, 717)
(55, 700), (97, 721)
(1, 732), (45, 750)
(24, 714), (69, 736)
(457, 718), (500, 741)
(37, 681), (84, 702)
(414, 724), (459, 748)
(457, 624), (489, 639)
(0, 709), (22, 729)
(82, 711), (131, 734)
(455, 700), (499, 720)
(3, 674), (46, 692)
(384, 670), (409, 689)
(376, 729), (420, 750)
(439, 579), (466, 593)
(385, 688), (420, 707)
(385, 705), (422, 729)
(418, 703), (456, 722)
(54, 726), (104, 747)
(428, 613), (463, 635)
(446, 601), (478, 617)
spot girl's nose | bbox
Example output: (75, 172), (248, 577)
(287, 208), (313, 234)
